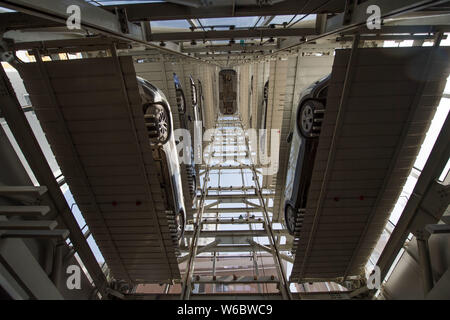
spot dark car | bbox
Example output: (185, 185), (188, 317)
(219, 69), (237, 115)
(284, 75), (329, 235)
(137, 76), (186, 239)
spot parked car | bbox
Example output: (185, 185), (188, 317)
(261, 80), (269, 130)
(137, 76), (186, 239)
(219, 69), (237, 115)
(189, 76), (202, 128)
(284, 75), (329, 235)
(172, 73), (197, 203)
(197, 80), (205, 133)
(173, 73), (187, 118)
(259, 80), (270, 154)
(187, 75), (200, 200)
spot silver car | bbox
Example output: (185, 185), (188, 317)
(137, 76), (186, 239)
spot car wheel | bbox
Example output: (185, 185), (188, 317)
(284, 203), (297, 236)
(298, 100), (325, 139)
(144, 103), (172, 145)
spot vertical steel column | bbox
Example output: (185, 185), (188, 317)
(239, 119), (292, 300)
(416, 231), (434, 296)
(180, 169), (210, 299)
(180, 125), (216, 299)
(211, 209), (219, 294)
(240, 161), (262, 293)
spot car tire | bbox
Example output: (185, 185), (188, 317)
(298, 100), (325, 139)
(284, 203), (297, 236)
(144, 103), (172, 146)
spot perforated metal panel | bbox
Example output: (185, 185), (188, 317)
(17, 56), (182, 284)
(291, 47), (450, 282)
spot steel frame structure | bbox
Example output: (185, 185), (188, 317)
(2, 0), (448, 67)
(179, 115), (292, 299)
(1, 0), (449, 300)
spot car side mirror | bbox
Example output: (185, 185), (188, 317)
(287, 132), (293, 143)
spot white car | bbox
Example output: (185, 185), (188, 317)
(138, 76), (186, 239)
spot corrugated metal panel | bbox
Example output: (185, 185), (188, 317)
(17, 56), (182, 284)
(291, 47), (450, 282)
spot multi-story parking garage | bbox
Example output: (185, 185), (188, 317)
(0, 0), (449, 300)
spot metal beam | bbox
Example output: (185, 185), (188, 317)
(202, 186), (273, 192)
(124, 292), (283, 300)
(204, 207), (272, 213)
(0, 229), (69, 239)
(326, 0), (450, 34)
(149, 28), (317, 42)
(200, 218), (265, 225)
(178, 240), (221, 263)
(0, 205), (50, 216)
(186, 18), (198, 29)
(0, 186), (47, 198)
(0, 0), (198, 60)
(0, 220), (57, 230)
(271, 0), (450, 56)
(0, 12), (62, 30)
(416, 231), (434, 295)
(102, 0), (345, 22)
(248, 239), (294, 263)
(183, 44), (277, 53)
(0, 0), (142, 40)
(337, 34), (447, 42)
(197, 52), (265, 58)
(184, 229), (289, 238)
(208, 164), (253, 170)
(205, 194), (271, 201)
(425, 224), (450, 234)
(179, 244), (291, 253)
(261, 16), (276, 26)
(192, 275), (279, 284)
(376, 111), (450, 282)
